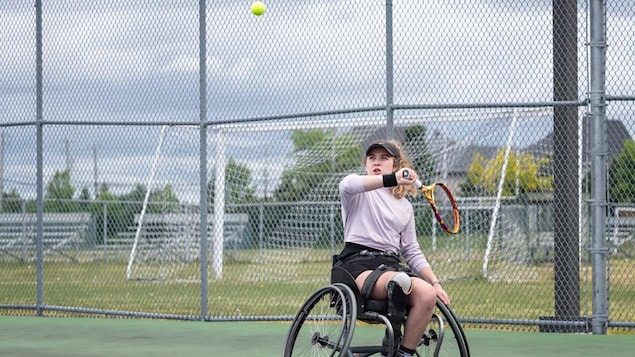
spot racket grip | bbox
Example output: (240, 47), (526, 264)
(402, 170), (422, 188)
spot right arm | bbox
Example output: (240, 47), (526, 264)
(340, 168), (418, 195)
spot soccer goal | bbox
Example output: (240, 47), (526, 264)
(479, 108), (559, 281)
(482, 114), (517, 278)
(608, 207), (635, 257)
(125, 125), (197, 281)
(126, 126), (249, 281)
(125, 125), (233, 282)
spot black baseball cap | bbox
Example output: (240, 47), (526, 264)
(365, 141), (399, 158)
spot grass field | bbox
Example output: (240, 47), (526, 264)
(1, 236), (634, 332)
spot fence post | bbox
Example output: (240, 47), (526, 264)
(385, 0), (394, 139)
(34, 0), (45, 317)
(552, 0), (581, 329)
(198, 0), (209, 320)
(589, 0), (609, 335)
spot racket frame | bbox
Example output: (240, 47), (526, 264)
(419, 182), (460, 234)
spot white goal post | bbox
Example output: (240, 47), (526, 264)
(126, 126), (228, 281)
(126, 125), (168, 281)
(482, 113), (517, 278)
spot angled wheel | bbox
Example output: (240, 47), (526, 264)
(416, 299), (469, 357)
(283, 284), (357, 357)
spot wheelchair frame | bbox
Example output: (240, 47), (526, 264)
(282, 267), (470, 357)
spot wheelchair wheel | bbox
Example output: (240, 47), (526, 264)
(415, 300), (470, 357)
(283, 284), (357, 357)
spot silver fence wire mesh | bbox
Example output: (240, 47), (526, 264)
(1, 0), (634, 333)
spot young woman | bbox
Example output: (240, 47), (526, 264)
(337, 140), (449, 357)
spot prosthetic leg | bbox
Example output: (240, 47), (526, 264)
(361, 268), (411, 357)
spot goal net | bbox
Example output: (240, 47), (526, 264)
(124, 108), (557, 285)
(125, 125), (207, 282)
(608, 206), (635, 256)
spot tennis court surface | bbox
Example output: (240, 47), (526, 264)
(1, 315), (634, 356)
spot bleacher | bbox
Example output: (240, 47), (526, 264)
(0, 212), (96, 262)
(110, 212), (251, 252)
(267, 204), (334, 248)
(266, 175), (344, 248)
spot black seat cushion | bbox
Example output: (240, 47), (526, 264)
(331, 266), (389, 315)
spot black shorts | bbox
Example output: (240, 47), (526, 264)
(335, 242), (408, 279)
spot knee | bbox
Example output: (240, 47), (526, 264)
(384, 272), (413, 295)
(410, 280), (437, 306)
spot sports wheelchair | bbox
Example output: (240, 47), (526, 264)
(283, 264), (470, 357)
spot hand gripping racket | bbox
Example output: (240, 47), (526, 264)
(403, 170), (460, 234)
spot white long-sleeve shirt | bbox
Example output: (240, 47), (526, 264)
(339, 173), (430, 273)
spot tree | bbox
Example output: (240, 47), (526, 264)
(1, 189), (23, 213)
(224, 158), (257, 205)
(462, 149), (552, 197)
(609, 139), (635, 204)
(404, 125), (436, 182)
(206, 158), (259, 244)
(97, 183), (116, 201)
(77, 187), (92, 210)
(111, 184), (149, 237)
(460, 153), (489, 197)
(44, 170), (79, 212)
(147, 184), (180, 214)
(89, 183), (126, 243)
(274, 129), (361, 202)
(208, 158), (257, 208)
(46, 170), (74, 200)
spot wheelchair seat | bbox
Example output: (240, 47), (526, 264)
(330, 265), (391, 319)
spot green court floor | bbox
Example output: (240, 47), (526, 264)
(1, 315), (633, 356)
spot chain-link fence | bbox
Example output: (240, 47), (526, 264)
(1, 0), (634, 334)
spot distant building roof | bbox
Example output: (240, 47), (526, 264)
(524, 119), (633, 163)
(349, 118), (633, 177)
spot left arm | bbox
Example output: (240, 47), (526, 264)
(418, 267), (450, 305)
(399, 209), (451, 305)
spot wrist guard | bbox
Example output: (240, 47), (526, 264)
(382, 173), (398, 187)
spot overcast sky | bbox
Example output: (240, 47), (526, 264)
(1, 0), (633, 201)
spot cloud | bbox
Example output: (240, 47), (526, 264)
(162, 55), (199, 73)
(4, 0), (622, 118)
(1, 0), (634, 200)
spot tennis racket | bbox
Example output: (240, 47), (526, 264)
(403, 170), (460, 234)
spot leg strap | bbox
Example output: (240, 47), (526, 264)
(360, 264), (389, 301)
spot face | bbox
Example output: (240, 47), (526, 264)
(365, 148), (396, 176)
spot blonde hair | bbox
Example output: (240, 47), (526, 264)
(389, 140), (418, 199)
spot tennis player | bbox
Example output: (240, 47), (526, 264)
(336, 140), (449, 357)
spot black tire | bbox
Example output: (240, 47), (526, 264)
(283, 285), (357, 357)
(415, 299), (470, 357)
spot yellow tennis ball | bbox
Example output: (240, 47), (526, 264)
(251, 1), (266, 16)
